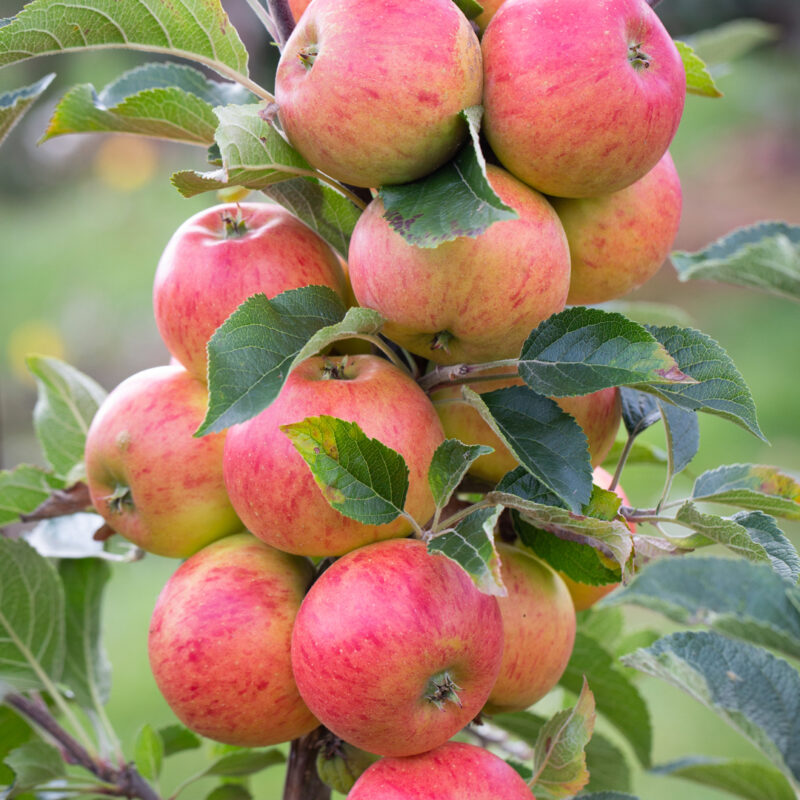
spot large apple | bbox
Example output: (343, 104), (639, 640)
(148, 533), (318, 746)
(348, 165), (570, 365)
(482, 0), (685, 197)
(291, 538), (504, 756)
(223, 355), (445, 556)
(85, 365), (240, 558)
(348, 741), (534, 799)
(153, 202), (346, 382)
(485, 544), (576, 713)
(555, 152), (683, 305)
(274, 0), (483, 188)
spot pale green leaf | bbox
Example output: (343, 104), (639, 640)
(134, 724), (163, 782)
(689, 19), (781, 66)
(0, 73), (54, 147)
(428, 439), (493, 511)
(0, 465), (64, 527)
(3, 740), (64, 793)
(675, 40), (723, 97)
(158, 724), (201, 757)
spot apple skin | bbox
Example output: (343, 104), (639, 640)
(485, 544), (576, 713)
(348, 165), (570, 365)
(223, 355), (445, 557)
(475, 0), (505, 32)
(554, 152), (683, 305)
(348, 741), (534, 799)
(85, 365), (241, 558)
(153, 202), (346, 382)
(274, 0), (482, 188)
(482, 0), (685, 198)
(148, 533), (318, 746)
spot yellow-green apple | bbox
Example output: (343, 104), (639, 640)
(348, 741), (534, 799)
(482, 0), (685, 197)
(153, 202), (346, 381)
(555, 152), (683, 304)
(223, 355), (445, 556)
(348, 165), (570, 365)
(474, 0), (505, 32)
(148, 534), (318, 745)
(291, 538), (504, 756)
(85, 365), (240, 558)
(484, 544), (575, 713)
(274, 0), (483, 188)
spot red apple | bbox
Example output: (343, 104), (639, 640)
(223, 355), (445, 557)
(148, 533), (318, 746)
(153, 202), (346, 381)
(348, 741), (534, 799)
(85, 365), (240, 558)
(482, 0), (685, 197)
(274, 0), (483, 188)
(291, 538), (504, 757)
(348, 165), (570, 365)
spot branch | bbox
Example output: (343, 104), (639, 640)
(417, 360), (518, 394)
(282, 727), (331, 800)
(266, 0), (296, 48)
(19, 482), (92, 522)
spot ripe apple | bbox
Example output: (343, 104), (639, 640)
(148, 533), (318, 746)
(291, 538), (504, 757)
(348, 741), (534, 799)
(288, 0), (309, 20)
(85, 365), (241, 558)
(474, 0), (505, 32)
(153, 202), (346, 382)
(485, 544), (576, 713)
(274, 0), (483, 188)
(554, 152), (683, 305)
(348, 165), (570, 365)
(223, 355), (445, 556)
(482, 0), (686, 197)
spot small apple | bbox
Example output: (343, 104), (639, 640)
(291, 538), (504, 757)
(482, 0), (685, 197)
(85, 365), (240, 558)
(348, 741), (534, 799)
(148, 533), (318, 746)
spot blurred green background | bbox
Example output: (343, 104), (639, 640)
(1, 0), (799, 798)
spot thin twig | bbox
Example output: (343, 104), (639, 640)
(282, 727), (331, 800)
(418, 360), (519, 394)
(244, 0), (280, 41)
(266, 0), (297, 48)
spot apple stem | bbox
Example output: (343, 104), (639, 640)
(424, 671), (463, 710)
(418, 360), (519, 394)
(282, 727), (331, 800)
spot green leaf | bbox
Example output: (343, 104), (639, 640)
(530, 680), (595, 799)
(0, 707), (32, 789)
(578, 607), (625, 649)
(452, 0), (484, 21)
(691, 464), (800, 520)
(200, 748), (285, 777)
(291, 307), (385, 368)
(0, 538), (65, 692)
(602, 439), (668, 471)
(604, 557), (800, 660)
(206, 785), (253, 800)
(659, 401), (699, 477)
(58, 558), (112, 710)
(672, 221), (800, 303)
(427, 506), (506, 596)
(688, 19), (781, 66)
(463, 386), (593, 512)
(158, 724), (201, 757)
(134, 724), (163, 782)
(622, 631), (800, 784)
(652, 756), (795, 800)
(0, 73), (54, 147)
(560, 633), (652, 768)
(427, 439), (493, 511)
(619, 388), (661, 438)
(26, 355), (107, 483)
(378, 106), (517, 248)
(0, 465), (64, 527)
(0, 0), (251, 84)
(675, 40), (723, 98)
(3, 740), (65, 793)
(198, 286), (347, 435)
(281, 416), (409, 526)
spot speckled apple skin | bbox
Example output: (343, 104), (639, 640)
(348, 741), (535, 799)
(85, 365), (241, 558)
(153, 203), (346, 382)
(148, 534), (318, 746)
(554, 152), (683, 304)
(223, 356), (445, 556)
(275, 0), (482, 188)
(482, 0), (685, 198)
(291, 539), (504, 756)
(348, 166), (570, 365)
(485, 545), (575, 713)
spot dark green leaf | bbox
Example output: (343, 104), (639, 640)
(659, 401), (699, 476)
(675, 40), (723, 97)
(201, 749), (286, 777)
(619, 388), (661, 438)
(452, 0), (484, 21)
(158, 725), (201, 757)
(0, 707), (33, 784)
(0, 466), (64, 527)
(134, 724), (163, 782)
(0, 73), (54, 147)
(428, 439), (493, 511)
(3, 740), (64, 793)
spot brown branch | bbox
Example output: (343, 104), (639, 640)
(19, 482), (92, 522)
(265, 0), (296, 48)
(282, 727), (331, 800)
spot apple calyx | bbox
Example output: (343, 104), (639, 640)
(221, 212), (248, 238)
(425, 670), (463, 710)
(320, 356), (354, 381)
(628, 42), (652, 70)
(105, 484), (133, 513)
(298, 44), (320, 71)
(430, 330), (455, 354)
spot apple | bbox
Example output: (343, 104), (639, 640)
(85, 365), (241, 558)
(274, 0), (483, 188)
(484, 544), (576, 713)
(482, 0), (685, 197)
(223, 355), (445, 556)
(148, 533), (318, 746)
(153, 202), (346, 382)
(288, 0), (309, 21)
(348, 741), (534, 799)
(291, 538), (504, 757)
(554, 152), (683, 305)
(348, 165), (570, 365)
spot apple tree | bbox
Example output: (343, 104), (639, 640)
(1, 0), (799, 798)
